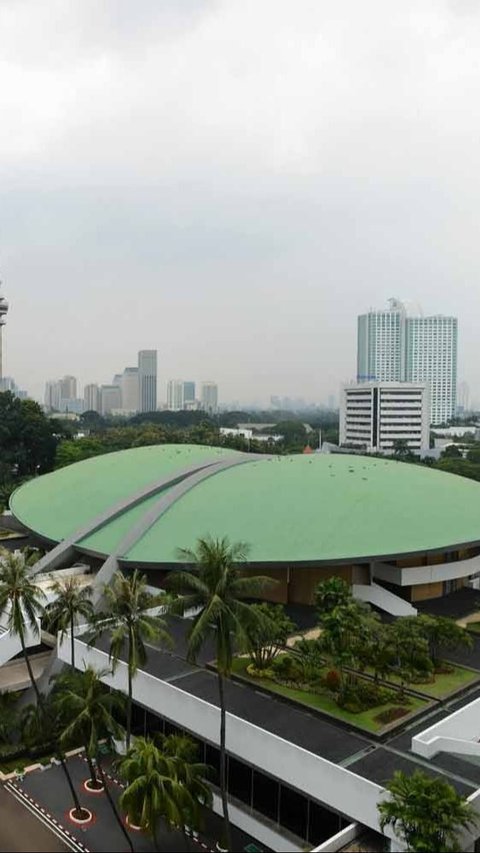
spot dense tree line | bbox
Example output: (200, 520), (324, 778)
(0, 392), (67, 510)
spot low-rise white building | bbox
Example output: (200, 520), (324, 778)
(339, 382), (430, 453)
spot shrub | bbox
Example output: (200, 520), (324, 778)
(0, 742), (27, 761)
(324, 669), (341, 692)
(272, 654), (301, 680)
(374, 707), (409, 725)
(337, 680), (397, 712)
(246, 663), (274, 679)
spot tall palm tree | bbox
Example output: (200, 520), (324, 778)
(161, 733), (213, 838)
(167, 536), (274, 852)
(90, 569), (172, 749)
(0, 551), (87, 820)
(44, 575), (94, 670)
(54, 665), (134, 853)
(118, 734), (211, 847)
(0, 549), (45, 702)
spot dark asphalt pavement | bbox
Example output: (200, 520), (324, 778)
(0, 785), (69, 852)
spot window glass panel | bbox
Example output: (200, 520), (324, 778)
(308, 800), (341, 844)
(252, 769), (279, 823)
(279, 784), (308, 839)
(228, 757), (252, 806)
(205, 744), (220, 786)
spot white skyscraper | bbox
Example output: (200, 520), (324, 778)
(357, 301), (457, 425)
(84, 383), (100, 413)
(167, 380), (185, 411)
(405, 315), (457, 425)
(138, 350), (157, 413)
(357, 299), (405, 383)
(200, 381), (218, 414)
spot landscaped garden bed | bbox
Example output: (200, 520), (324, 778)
(229, 579), (477, 735)
(373, 661), (479, 699)
(231, 656), (428, 733)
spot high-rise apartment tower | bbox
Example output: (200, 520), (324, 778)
(357, 300), (457, 425)
(138, 350), (157, 413)
(167, 380), (184, 411)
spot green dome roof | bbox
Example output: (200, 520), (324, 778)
(10, 445), (480, 565)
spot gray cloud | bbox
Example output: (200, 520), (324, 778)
(1, 0), (480, 405)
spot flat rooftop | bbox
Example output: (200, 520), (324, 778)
(87, 615), (480, 800)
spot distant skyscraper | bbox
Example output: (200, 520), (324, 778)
(183, 381), (196, 406)
(0, 282), (8, 381)
(357, 299), (405, 383)
(84, 383), (100, 413)
(200, 381), (218, 414)
(121, 367), (139, 412)
(59, 375), (77, 400)
(167, 380), (184, 411)
(405, 315), (457, 425)
(100, 384), (122, 416)
(357, 300), (458, 425)
(45, 380), (61, 411)
(138, 350), (157, 413)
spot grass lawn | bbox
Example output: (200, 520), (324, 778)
(467, 621), (480, 635)
(231, 657), (427, 733)
(363, 663), (479, 699)
(408, 664), (479, 698)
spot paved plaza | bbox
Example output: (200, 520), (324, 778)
(2, 754), (264, 853)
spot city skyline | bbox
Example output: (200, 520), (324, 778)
(1, 2), (480, 405)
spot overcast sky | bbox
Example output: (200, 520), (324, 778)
(1, 0), (480, 406)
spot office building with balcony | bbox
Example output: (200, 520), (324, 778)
(339, 382), (430, 453)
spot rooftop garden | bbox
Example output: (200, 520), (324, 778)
(232, 579), (477, 734)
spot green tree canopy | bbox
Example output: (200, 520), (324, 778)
(91, 569), (172, 749)
(118, 734), (212, 845)
(0, 391), (62, 481)
(315, 576), (352, 619)
(243, 603), (296, 670)
(415, 614), (473, 667)
(378, 769), (476, 852)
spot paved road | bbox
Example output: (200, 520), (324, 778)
(0, 786), (70, 853)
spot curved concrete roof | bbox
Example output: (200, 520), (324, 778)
(10, 445), (480, 565)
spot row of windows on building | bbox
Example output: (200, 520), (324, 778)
(130, 704), (349, 846)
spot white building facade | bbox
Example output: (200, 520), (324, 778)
(84, 383), (100, 413)
(166, 379), (185, 411)
(357, 301), (457, 425)
(340, 382), (430, 453)
(405, 315), (457, 425)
